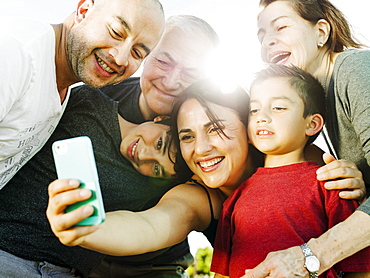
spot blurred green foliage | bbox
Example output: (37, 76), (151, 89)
(187, 247), (214, 278)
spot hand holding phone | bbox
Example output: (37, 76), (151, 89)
(52, 136), (105, 226)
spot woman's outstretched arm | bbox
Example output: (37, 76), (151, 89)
(47, 178), (218, 256)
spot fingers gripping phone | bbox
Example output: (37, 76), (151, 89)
(52, 136), (105, 226)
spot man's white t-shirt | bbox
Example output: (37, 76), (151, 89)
(0, 17), (69, 188)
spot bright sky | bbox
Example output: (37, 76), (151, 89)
(1, 0), (369, 254)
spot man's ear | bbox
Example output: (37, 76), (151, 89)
(306, 114), (324, 137)
(316, 19), (331, 46)
(75, 0), (95, 24)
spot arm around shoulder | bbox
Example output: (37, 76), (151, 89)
(308, 209), (370, 273)
(240, 208), (370, 278)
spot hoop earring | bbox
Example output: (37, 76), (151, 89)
(318, 42), (324, 47)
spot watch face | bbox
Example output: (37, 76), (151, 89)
(306, 256), (320, 272)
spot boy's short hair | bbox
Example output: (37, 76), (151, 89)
(251, 65), (326, 144)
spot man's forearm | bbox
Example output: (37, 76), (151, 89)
(308, 210), (370, 274)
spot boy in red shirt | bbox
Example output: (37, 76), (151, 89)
(211, 65), (370, 278)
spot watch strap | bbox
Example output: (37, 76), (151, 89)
(301, 243), (314, 256)
(300, 243), (319, 278)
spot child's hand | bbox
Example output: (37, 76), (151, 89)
(316, 153), (366, 203)
(46, 179), (100, 246)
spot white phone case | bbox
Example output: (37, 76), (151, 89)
(52, 136), (105, 226)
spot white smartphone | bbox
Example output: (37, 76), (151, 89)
(52, 136), (105, 226)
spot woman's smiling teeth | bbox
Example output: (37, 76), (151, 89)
(131, 141), (138, 158)
(198, 157), (224, 169)
(97, 56), (115, 73)
(270, 52), (290, 64)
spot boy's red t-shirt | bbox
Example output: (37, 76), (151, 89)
(211, 161), (370, 278)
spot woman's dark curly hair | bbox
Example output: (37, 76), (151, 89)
(169, 79), (251, 180)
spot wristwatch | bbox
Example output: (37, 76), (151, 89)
(300, 243), (320, 278)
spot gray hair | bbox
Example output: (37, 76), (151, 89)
(165, 15), (219, 48)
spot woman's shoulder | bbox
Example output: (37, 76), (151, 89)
(334, 49), (370, 86)
(164, 177), (225, 214)
(168, 177), (218, 197)
(336, 49), (370, 68)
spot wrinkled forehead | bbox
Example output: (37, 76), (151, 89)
(154, 27), (214, 69)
